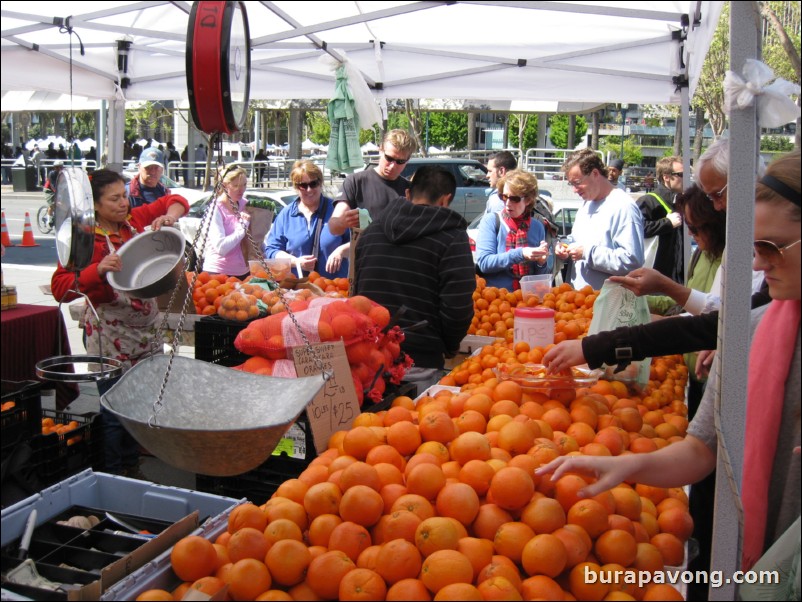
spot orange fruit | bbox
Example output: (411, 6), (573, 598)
(415, 516), (467, 557)
(520, 496), (566, 534)
(456, 537), (494, 580)
(567, 499), (609, 538)
(308, 513), (343, 548)
(227, 558), (272, 601)
(435, 482), (480, 526)
(449, 431), (491, 464)
(391, 493), (436, 522)
(493, 521), (536, 565)
(303, 481), (343, 519)
(471, 504), (514, 541)
(386, 578), (432, 601)
(595, 528), (638, 567)
(642, 583), (684, 600)
(521, 575), (564, 600)
(569, 561), (609, 601)
(171, 535), (218, 582)
(227, 527), (269, 563)
(376, 538), (423, 584)
(434, 582), (483, 600)
(228, 503), (268, 533)
(420, 549), (474, 594)
(458, 459), (496, 497)
(135, 590), (174, 601)
(263, 517), (303, 546)
(476, 576), (523, 600)
(340, 485), (385, 527)
(328, 521), (372, 562)
(657, 507), (694, 541)
(265, 539), (311, 587)
(306, 549), (357, 600)
(338, 567), (387, 601)
(650, 532), (685, 566)
(406, 462), (447, 500)
(189, 575), (226, 596)
(342, 426), (382, 460)
(488, 466), (535, 511)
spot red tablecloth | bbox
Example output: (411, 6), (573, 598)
(1, 304), (79, 409)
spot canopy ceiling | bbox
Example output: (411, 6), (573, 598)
(1, 1), (723, 110)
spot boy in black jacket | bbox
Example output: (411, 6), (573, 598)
(354, 166), (476, 392)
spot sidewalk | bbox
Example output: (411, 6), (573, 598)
(2, 262), (197, 490)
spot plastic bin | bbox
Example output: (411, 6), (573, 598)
(29, 409), (102, 487)
(520, 274), (552, 301)
(194, 315), (250, 366)
(1, 380), (42, 459)
(1, 470), (240, 547)
(11, 165), (38, 192)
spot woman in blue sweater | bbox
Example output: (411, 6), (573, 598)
(476, 169), (550, 290)
(264, 160), (350, 278)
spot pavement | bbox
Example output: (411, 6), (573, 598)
(2, 184), (196, 489)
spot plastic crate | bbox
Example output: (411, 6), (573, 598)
(194, 315), (250, 366)
(1, 380), (42, 458)
(29, 409), (102, 488)
(195, 382), (416, 505)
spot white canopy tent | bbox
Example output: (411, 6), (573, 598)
(1, 1), (721, 105)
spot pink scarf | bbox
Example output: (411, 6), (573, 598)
(741, 299), (801, 570)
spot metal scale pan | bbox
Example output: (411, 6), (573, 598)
(35, 167), (123, 383)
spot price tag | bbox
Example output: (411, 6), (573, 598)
(291, 341), (359, 454)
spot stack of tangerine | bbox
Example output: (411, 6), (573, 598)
(143, 352), (691, 602)
(470, 278), (595, 344)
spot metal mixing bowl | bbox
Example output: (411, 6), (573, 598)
(108, 228), (186, 298)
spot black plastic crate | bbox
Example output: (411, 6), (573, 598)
(29, 410), (102, 487)
(194, 315), (250, 366)
(1, 380), (42, 457)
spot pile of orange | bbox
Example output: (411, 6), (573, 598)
(191, 272), (245, 316)
(150, 357), (691, 601)
(470, 277), (595, 343)
(308, 271), (350, 297)
(41, 416), (83, 445)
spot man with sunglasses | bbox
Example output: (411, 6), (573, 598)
(636, 155), (685, 283)
(556, 149), (644, 290)
(329, 129), (416, 236)
(483, 151), (518, 214)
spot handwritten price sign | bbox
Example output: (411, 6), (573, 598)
(291, 341), (360, 454)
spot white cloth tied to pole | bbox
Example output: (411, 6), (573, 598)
(724, 59), (801, 129)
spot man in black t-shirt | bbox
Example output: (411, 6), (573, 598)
(329, 129), (417, 236)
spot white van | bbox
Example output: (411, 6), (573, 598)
(219, 142), (253, 163)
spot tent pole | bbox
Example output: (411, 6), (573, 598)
(709, 2), (760, 600)
(106, 98), (125, 173)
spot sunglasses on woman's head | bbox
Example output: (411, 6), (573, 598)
(753, 239), (801, 265)
(296, 180), (320, 190)
(500, 193), (526, 203)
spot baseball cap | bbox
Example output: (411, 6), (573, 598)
(610, 159), (624, 171)
(139, 147), (164, 168)
(53, 160), (64, 167)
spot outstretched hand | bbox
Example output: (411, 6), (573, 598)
(609, 267), (671, 297)
(535, 454), (641, 498)
(543, 340), (586, 375)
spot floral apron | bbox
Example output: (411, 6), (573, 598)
(83, 290), (162, 373)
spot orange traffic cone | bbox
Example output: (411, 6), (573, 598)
(18, 212), (40, 247)
(0, 211), (13, 247)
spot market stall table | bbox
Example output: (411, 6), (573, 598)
(1, 304), (78, 409)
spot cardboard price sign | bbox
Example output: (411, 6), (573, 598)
(291, 341), (360, 454)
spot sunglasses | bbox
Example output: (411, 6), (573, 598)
(753, 238), (801, 265)
(296, 180), (321, 190)
(382, 153), (409, 165)
(500, 193), (526, 203)
(670, 171), (684, 178)
(706, 183), (728, 202)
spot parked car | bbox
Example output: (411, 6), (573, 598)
(398, 158), (490, 222)
(178, 188), (295, 251)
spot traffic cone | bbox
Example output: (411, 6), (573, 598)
(18, 212), (40, 247)
(0, 212), (13, 247)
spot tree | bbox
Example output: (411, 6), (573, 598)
(507, 114), (538, 151)
(427, 112), (468, 150)
(306, 111), (330, 144)
(695, 2), (729, 137)
(598, 136), (643, 166)
(548, 114), (588, 149)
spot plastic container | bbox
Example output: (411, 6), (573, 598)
(194, 315), (250, 366)
(1, 380), (42, 458)
(520, 274), (552, 301)
(513, 307), (555, 349)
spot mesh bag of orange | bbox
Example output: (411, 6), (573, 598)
(234, 295), (391, 360)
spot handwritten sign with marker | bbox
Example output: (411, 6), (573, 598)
(291, 341), (360, 454)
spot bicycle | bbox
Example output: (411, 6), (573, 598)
(36, 204), (55, 234)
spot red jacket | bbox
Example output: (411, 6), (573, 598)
(51, 194), (189, 305)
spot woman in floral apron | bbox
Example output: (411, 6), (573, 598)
(52, 169), (189, 477)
